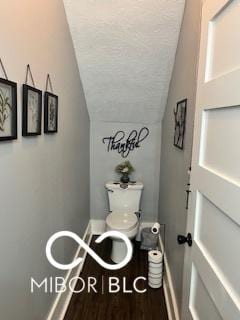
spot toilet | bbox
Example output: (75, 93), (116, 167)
(105, 182), (144, 263)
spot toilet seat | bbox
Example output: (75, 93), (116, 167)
(106, 212), (138, 231)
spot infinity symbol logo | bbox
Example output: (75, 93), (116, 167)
(46, 230), (133, 271)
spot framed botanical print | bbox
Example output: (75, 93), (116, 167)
(173, 99), (187, 150)
(22, 84), (42, 136)
(0, 78), (17, 141)
(44, 92), (58, 133)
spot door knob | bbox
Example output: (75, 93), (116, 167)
(177, 233), (192, 247)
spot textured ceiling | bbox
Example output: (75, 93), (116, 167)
(63, 0), (185, 124)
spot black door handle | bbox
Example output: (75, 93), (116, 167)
(177, 233), (192, 247)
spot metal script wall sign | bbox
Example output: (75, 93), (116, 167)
(102, 127), (150, 158)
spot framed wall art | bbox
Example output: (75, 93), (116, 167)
(0, 78), (17, 141)
(44, 92), (58, 133)
(22, 84), (42, 136)
(173, 99), (187, 150)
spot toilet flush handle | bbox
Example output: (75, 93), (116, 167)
(135, 210), (142, 218)
(106, 188), (114, 193)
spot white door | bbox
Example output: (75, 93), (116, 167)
(181, 0), (240, 319)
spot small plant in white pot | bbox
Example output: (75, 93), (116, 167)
(115, 160), (134, 183)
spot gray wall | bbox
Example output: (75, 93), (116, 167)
(0, 1), (90, 319)
(159, 0), (202, 311)
(90, 121), (161, 222)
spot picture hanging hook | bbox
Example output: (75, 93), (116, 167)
(25, 64), (35, 88)
(0, 58), (9, 80)
(45, 74), (53, 93)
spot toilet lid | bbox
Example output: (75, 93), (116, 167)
(106, 212), (138, 231)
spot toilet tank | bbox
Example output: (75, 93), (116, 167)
(105, 182), (143, 213)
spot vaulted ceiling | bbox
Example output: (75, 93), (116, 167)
(63, 0), (185, 124)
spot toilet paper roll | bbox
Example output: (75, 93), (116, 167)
(151, 222), (160, 235)
(148, 276), (162, 285)
(149, 261), (163, 269)
(148, 250), (163, 264)
(148, 271), (162, 279)
(148, 282), (162, 289)
(149, 266), (163, 275)
(149, 263), (162, 268)
(149, 261), (163, 268)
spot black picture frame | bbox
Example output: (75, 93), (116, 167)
(173, 99), (187, 150)
(44, 92), (58, 134)
(22, 84), (42, 136)
(0, 78), (17, 141)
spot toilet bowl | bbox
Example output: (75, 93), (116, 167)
(106, 212), (139, 263)
(105, 182), (143, 264)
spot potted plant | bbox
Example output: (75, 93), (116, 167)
(115, 160), (134, 183)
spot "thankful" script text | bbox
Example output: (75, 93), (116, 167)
(102, 127), (150, 158)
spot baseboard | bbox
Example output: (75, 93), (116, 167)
(159, 235), (180, 320)
(46, 221), (92, 320)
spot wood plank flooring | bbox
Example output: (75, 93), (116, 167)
(64, 237), (168, 320)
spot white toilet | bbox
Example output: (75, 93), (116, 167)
(105, 182), (144, 263)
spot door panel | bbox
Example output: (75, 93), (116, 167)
(189, 265), (223, 320)
(181, 1), (240, 319)
(192, 246), (240, 319)
(200, 107), (240, 184)
(206, 0), (240, 81)
(195, 193), (240, 298)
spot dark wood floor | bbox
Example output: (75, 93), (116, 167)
(64, 237), (168, 320)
